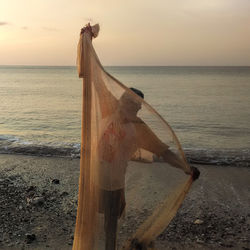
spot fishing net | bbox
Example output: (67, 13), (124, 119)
(73, 24), (199, 250)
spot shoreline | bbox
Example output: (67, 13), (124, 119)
(0, 154), (249, 249)
(0, 146), (249, 167)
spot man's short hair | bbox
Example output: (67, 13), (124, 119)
(130, 87), (144, 99)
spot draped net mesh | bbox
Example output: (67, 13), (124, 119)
(73, 24), (195, 250)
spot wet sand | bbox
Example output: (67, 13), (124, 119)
(0, 154), (249, 250)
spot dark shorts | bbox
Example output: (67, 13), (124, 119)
(98, 188), (126, 218)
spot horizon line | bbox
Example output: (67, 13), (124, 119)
(0, 64), (250, 67)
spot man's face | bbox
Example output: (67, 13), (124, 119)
(119, 93), (142, 118)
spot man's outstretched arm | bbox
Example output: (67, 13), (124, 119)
(136, 121), (200, 181)
(161, 149), (200, 180)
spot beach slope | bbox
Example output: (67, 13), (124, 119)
(0, 154), (249, 249)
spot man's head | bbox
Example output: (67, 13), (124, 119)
(129, 87), (144, 99)
(119, 87), (144, 119)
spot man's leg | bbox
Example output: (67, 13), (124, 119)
(104, 189), (125, 250)
(104, 213), (118, 250)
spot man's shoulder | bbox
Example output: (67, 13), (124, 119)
(134, 117), (144, 124)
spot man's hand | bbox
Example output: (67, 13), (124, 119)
(190, 166), (200, 181)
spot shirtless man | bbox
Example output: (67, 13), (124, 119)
(97, 87), (199, 250)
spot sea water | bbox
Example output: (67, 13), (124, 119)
(0, 66), (249, 166)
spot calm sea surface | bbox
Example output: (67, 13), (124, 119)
(0, 66), (249, 165)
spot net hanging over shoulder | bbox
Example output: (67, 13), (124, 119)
(73, 24), (199, 250)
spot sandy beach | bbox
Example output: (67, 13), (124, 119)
(0, 154), (249, 250)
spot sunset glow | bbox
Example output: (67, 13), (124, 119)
(0, 0), (250, 66)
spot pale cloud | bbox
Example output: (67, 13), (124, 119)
(0, 22), (9, 26)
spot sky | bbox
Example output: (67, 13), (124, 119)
(0, 0), (250, 66)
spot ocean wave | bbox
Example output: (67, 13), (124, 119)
(0, 135), (80, 158)
(185, 148), (250, 167)
(0, 136), (249, 166)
